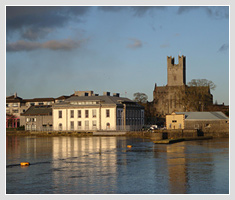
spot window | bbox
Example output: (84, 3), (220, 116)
(26, 125), (31, 130)
(92, 109), (97, 118)
(85, 121), (89, 130)
(30, 103), (35, 106)
(106, 109), (110, 118)
(106, 122), (110, 130)
(78, 121), (82, 130)
(172, 120), (177, 123)
(6, 104), (9, 107)
(38, 102), (44, 105)
(13, 103), (18, 107)
(59, 110), (62, 118)
(70, 110), (74, 118)
(59, 123), (62, 131)
(26, 118), (31, 122)
(13, 109), (18, 113)
(85, 110), (89, 118)
(70, 121), (74, 130)
(78, 110), (81, 118)
(32, 124), (36, 131)
(92, 121), (97, 129)
(32, 118), (36, 122)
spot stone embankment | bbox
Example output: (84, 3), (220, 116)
(6, 129), (229, 140)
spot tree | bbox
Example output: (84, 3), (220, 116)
(133, 92), (148, 104)
(187, 79), (216, 90)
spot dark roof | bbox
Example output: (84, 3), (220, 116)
(175, 112), (228, 120)
(6, 95), (23, 103)
(23, 98), (55, 102)
(67, 95), (131, 104)
(21, 105), (52, 116)
(55, 95), (71, 100)
(53, 95), (144, 108)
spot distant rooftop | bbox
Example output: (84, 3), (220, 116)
(175, 112), (228, 120)
(21, 105), (52, 116)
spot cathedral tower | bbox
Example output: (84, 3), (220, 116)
(167, 55), (186, 86)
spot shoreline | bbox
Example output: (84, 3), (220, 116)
(6, 130), (229, 140)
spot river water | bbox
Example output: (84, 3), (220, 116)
(6, 136), (229, 194)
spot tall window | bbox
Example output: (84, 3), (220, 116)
(106, 109), (110, 118)
(32, 124), (36, 131)
(59, 110), (62, 118)
(85, 121), (89, 130)
(70, 121), (74, 130)
(106, 122), (110, 130)
(78, 121), (82, 130)
(59, 123), (62, 131)
(92, 109), (97, 118)
(78, 110), (81, 118)
(70, 110), (74, 118)
(92, 121), (97, 129)
(85, 110), (89, 118)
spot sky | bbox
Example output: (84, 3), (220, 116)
(6, 6), (229, 105)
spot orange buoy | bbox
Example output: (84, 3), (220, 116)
(20, 162), (30, 166)
(127, 145), (132, 148)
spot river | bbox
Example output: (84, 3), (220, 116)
(6, 136), (229, 194)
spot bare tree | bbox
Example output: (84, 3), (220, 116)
(187, 79), (216, 90)
(133, 92), (148, 104)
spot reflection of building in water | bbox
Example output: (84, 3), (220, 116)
(51, 137), (118, 193)
(166, 142), (217, 194)
(166, 145), (187, 194)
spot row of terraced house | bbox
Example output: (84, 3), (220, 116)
(6, 91), (145, 132)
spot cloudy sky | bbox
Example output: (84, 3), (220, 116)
(6, 6), (229, 104)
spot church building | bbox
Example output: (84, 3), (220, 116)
(153, 55), (213, 116)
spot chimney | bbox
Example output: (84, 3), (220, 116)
(14, 92), (17, 98)
(113, 93), (120, 97)
(103, 92), (110, 96)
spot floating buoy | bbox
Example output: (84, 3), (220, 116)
(20, 162), (30, 166)
(127, 145), (132, 148)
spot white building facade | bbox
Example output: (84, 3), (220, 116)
(52, 94), (144, 131)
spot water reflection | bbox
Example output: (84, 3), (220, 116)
(6, 136), (229, 194)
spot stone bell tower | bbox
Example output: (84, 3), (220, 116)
(167, 55), (186, 86)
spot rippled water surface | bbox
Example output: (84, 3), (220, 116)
(6, 136), (229, 194)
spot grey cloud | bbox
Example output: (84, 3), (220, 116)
(98, 6), (125, 12)
(131, 6), (166, 17)
(127, 38), (143, 49)
(6, 6), (91, 35)
(99, 6), (166, 16)
(177, 6), (229, 19)
(6, 38), (88, 52)
(21, 27), (53, 40)
(218, 44), (229, 52)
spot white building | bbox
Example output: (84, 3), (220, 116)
(52, 93), (145, 131)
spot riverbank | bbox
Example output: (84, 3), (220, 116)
(6, 129), (229, 140)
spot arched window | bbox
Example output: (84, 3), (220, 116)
(59, 123), (62, 131)
(106, 123), (110, 130)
